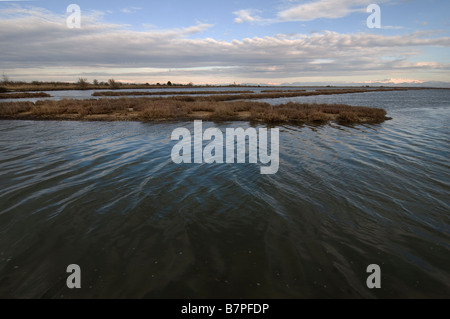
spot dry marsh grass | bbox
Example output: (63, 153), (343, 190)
(0, 97), (388, 124)
(2, 81), (252, 92)
(92, 90), (254, 97)
(3, 81), (429, 94)
(0, 92), (52, 99)
(144, 87), (413, 103)
(261, 89), (306, 93)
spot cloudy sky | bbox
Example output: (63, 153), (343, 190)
(0, 0), (449, 85)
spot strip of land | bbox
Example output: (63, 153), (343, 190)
(149, 87), (409, 102)
(93, 87), (409, 100)
(0, 82), (249, 92)
(260, 89), (306, 93)
(92, 90), (253, 96)
(0, 80), (433, 93)
(0, 92), (52, 99)
(0, 97), (389, 124)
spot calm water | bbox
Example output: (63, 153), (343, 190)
(0, 87), (270, 103)
(0, 86), (356, 103)
(0, 89), (449, 298)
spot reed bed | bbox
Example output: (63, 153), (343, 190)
(92, 90), (253, 97)
(0, 92), (52, 99)
(0, 97), (388, 124)
(144, 87), (411, 103)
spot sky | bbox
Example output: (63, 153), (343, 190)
(0, 0), (449, 85)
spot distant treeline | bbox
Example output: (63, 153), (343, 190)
(0, 77), (247, 92)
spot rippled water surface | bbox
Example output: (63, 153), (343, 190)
(0, 89), (449, 298)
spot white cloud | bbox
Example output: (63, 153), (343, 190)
(181, 23), (214, 35)
(360, 78), (425, 84)
(233, 9), (279, 25)
(278, 0), (379, 21)
(121, 7), (142, 14)
(381, 25), (405, 30)
(139, 22), (214, 38)
(234, 0), (391, 24)
(233, 9), (261, 24)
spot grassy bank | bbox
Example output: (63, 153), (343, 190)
(0, 81), (245, 92)
(261, 89), (306, 93)
(92, 87), (410, 101)
(0, 97), (389, 124)
(1, 80), (431, 93)
(92, 90), (254, 97)
(0, 92), (52, 99)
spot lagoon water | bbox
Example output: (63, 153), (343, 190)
(0, 89), (449, 298)
(0, 86), (346, 103)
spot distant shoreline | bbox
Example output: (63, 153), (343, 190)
(1, 81), (446, 93)
(0, 86), (437, 100)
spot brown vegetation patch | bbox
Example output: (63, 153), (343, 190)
(0, 97), (389, 124)
(147, 87), (413, 103)
(0, 92), (52, 99)
(92, 90), (254, 97)
(261, 89), (306, 93)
